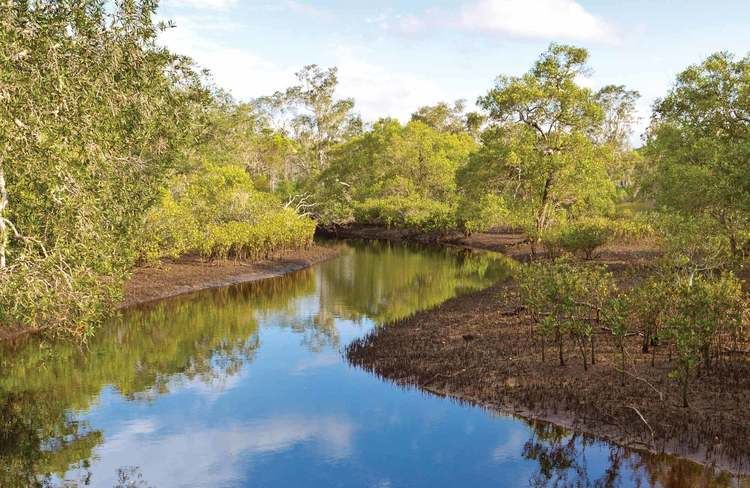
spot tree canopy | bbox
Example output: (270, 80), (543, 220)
(647, 52), (750, 259)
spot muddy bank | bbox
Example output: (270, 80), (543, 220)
(121, 244), (340, 309)
(346, 271), (750, 477)
(319, 224), (662, 264)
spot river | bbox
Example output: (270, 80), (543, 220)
(0, 240), (743, 487)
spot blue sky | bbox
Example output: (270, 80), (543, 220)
(159, 0), (750, 141)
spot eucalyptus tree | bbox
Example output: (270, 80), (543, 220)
(266, 65), (361, 180)
(647, 52), (750, 261)
(410, 100), (486, 136)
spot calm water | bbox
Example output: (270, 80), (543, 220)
(0, 241), (743, 487)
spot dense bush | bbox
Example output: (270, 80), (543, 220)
(142, 164), (315, 262)
(201, 211), (315, 261)
(0, 1), (206, 338)
(0, 253), (117, 339)
(353, 196), (456, 233)
(557, 220), (614, 259)
(315, 119), (475, 230)
(457, 194), (511, 234)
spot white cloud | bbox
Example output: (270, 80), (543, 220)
(285, 0), (329, 18)
(334, 47), (447, 122)
(159, 15), (296, 99)
(66, 414), (357, 486)
(160, 16), (448, 122)
(460, 0), (616, 43)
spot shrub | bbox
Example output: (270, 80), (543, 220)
(664, 273), (746, 407)
(517, 260), (614, 368)
(558, 220), (613, 259)
(141, 194), (202, 263)
(200, 210), (315, 261)
(539, 227), (565, 259)
(457, 194), (510, 234)
(0, 253), (119, 340)
(141, 165), (316, 263)
(354, 196), (456, 233)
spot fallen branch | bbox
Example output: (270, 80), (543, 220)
(627, 405), (655, 447)
(611, 365), (665, 402)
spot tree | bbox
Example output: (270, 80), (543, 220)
(0, 0), (207, 337)
(603, 296), (630, 386)
(665, 273), (746, 407)
(410, 100), (485, 136)
(266, 65), (361, 180)
(466, 44), (620, 237)
(315, 119), (476, 229)
(186, 96), (300, 192)
(592, 85), (640, 148)
(518, 260), (613, 368)
(647, 52), (750, 261)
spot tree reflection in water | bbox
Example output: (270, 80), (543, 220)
(0, 241), (744, 486)
(0, 241), (508, 484)
(522, 419), (745, 488)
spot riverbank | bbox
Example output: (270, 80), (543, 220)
(344, 229), (750, 476)
(318, 223), (663, 264)
(120, 244), (340, 309)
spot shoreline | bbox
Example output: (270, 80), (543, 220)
(346, 278), (750, 477)
(5, 226), (748, 476)
(0, 245), (340, 344)
(341, 227), (750, 478)
(120, 244), (341, 309)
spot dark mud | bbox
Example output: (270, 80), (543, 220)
(347, 267), (750, 476)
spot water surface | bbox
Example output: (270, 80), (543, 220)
(0, 241), (743, 487)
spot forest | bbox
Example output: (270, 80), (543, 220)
(1, 0), (749, 414)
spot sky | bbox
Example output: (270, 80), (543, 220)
(158, 0), (750, 143)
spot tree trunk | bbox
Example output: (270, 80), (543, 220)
(578, 338), (588, 371)
(535, 173), (554, 236)
(590, 333), (596, 365)
(591, 310), (599, 365)
(0, 163), (8, 269)
(556, 326), (565, 366)
(681, 374), (689, 408)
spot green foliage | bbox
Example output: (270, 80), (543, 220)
(141, 192), (202, 262)
(627, 275), (672, 356)
(457, 194), (512, 234)
(646, 52), (750, 261)
(461, 44), (623, 235)
(410, 100), (485, 136)
(602, 295), (630, 384)
(354, 196), (456, 233)
(520, 257), (748, 406)
(517, 260), (614, 367)
(557, 220), (614, 259)
(262, 65), (361, 180)
(201, 211), (315, 261)
(316, 119), (476, 230)
(0, 1), (207, 337)
(142, 164), (315, 262)
(655, 213), (736, 273)
(664, 273), (747, 406)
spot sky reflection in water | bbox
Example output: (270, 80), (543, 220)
(0, 241), (742, 487)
